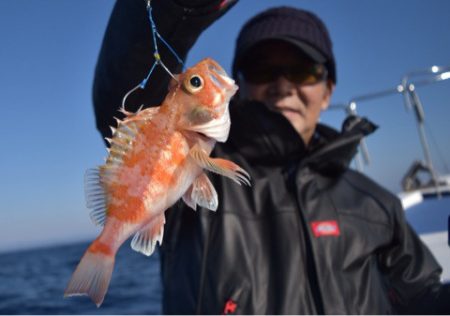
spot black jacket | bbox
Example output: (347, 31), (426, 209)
(93, 1), (450, 314)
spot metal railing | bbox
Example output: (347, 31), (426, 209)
(330, 65), (450, 193)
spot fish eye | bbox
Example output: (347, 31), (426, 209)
(185, 75), (204, 93)
(190, 76), (202, 88)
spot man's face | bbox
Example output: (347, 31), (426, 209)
(238, 40), (334, 145)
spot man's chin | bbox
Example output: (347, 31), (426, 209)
(278, 108), (301, 122)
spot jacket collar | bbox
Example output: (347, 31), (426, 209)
(227, 100), (377, 174)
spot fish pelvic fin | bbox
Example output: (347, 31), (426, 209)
(182, 173), (218, 211)
(189, 144), (251, 186)
(131, 214), (165, 256)
(64, 241), (116, 307)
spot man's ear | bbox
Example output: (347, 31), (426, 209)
(321, 79), (335, 111)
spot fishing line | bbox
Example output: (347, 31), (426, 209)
(122, 0), (185, 109)
(425, 121), (450, 173)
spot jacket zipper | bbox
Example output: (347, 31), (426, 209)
(196, 211), (213, 314)
(294, 168), (326, 314)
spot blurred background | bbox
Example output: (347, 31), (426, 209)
(0, 0), (449, 314)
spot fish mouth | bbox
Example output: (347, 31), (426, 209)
(207, 64), (238, 94)
(221, 75), (238, 93)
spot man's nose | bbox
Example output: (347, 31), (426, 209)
(270, 73), (296, 94)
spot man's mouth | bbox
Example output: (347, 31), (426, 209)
(266, 104), (299, 115)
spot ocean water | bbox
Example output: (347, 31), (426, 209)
(0, 241), (162, 314)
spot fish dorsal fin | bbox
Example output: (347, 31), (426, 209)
(130, 214), (165, 256)
(104, 121), (136, 170)
(182, 173), (218, 211)
(120, 105), (160, 121)
(105, 106), (160, 170)
(84, 167), (107, 226)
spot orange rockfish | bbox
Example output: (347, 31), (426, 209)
(64, 58), (250, 307)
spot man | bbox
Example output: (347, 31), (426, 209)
(93, 0), (450, 314)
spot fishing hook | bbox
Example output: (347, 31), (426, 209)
(122, 0), (184, 111)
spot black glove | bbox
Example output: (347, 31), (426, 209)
(174, 0), (223, 8)
(173, 0), (237, 12)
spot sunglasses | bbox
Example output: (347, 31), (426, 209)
(240, 62), (328, 85)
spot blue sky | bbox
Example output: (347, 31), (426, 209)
(1, 0), (450, 253)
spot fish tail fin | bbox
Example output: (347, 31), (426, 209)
(64, 240), (115, 307)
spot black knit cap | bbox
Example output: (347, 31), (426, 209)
(232, 6), (336, 83)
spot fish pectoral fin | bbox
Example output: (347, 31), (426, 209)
(130, 214), (165, 256)
(182, 173), (218, 211)
(189, 145), (251, 186)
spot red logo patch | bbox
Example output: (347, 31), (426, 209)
(223, 299), (237, 315)
(311, 220), (340, 237)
